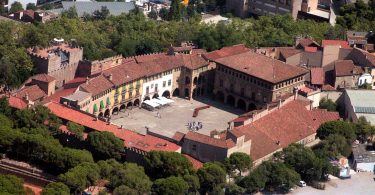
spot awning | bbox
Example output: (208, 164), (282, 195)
(158, 96), (174, 103)
(152, 98), (168, 106)
(143, 100), (160, 108)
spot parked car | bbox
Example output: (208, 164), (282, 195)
(298, 180), (307, 187)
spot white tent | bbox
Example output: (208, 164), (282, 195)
(143, 100), (160, 108)
(158, 96), (174, 104)
(152, 98), (168, 106)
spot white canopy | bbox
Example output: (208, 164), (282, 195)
(151, 98), (168, 106)
(143, 100), (160, 108)
(158, 96), (174, 104)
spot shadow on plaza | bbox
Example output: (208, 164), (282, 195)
(192, 96), (245, 116)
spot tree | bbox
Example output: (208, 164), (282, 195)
(26, 3), (37, 11)
(159, 7), (169, 20)
(319, 134), (352, 157)
(61, 6), (78, 19)
(183, 174), (200, 193)
(42, 182), (70, 195)
(67, 121), (84, 140)
(319, 98), (337, 111)
(237, 168), (267, 193)
(0, 113), (12, 128)
(0, 97), (11, 117)
(197, 163), (226, 194)
(225, 184), (245, 195)
(152, 176), (189, 195)
(317, 121), (356, 142)
(58, 162), (100, 193)
(93, 6), (110, 20)
(0, 174), (25, 195)
(359, 83), (372, 89)
(144, 151), (194, 179)
(109, 163), (152, 193)
(9, 1), (23, 14)
(263, 162), (300, 192)
(169, 0), (182, 21)
(148, 10), (158, 20)
(355, 116), (375, 142)
(87, 131), (123, 160)
(113, 185), (138, 195)
(225, 152), (253, 177)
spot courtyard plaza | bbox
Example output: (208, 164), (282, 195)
(110, 97), (244, 138)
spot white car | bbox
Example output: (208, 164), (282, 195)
(298, 180), (307, 187)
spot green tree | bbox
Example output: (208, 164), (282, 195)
(225, 184), (245, 195)
(26, 3), (37, 11)
(0, 97), (11, 117)
(197, 163), (226, 194)
(355, 116), (375, 142)
(67, 121), (84, 140)
(61, 6), (78, 19)
(359, 83), (372, 90)
(0, 174), (25, 195)
(183, 174), (200, 193)
(317, 121), (356, 142)
(87, 131), (123, 160)
(42, 182), (70, 195)
(152, 176), (189, 195)
(159, 7), (169, 20)
(0, 113), (12, 128)
(263, 161), (300, 192)
(9, 1), (23, 14)
(148, 10), (158, 20)
(319, 98), (337, 111)
(93, 6), (110, 20)
(169, 0), (182, 21)
(109, 163), (152, 193)
(319, 134), (352, 157)
(237, 168), (267, 193)
(58, 162), (100, 193)
(113, 185), (138, 195)
(144, 151), (194, 179)
(224, 152), (253, 177)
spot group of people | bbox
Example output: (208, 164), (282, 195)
(187, 121), (203, 131)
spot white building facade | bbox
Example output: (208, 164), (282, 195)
(142, 71), (173, 101)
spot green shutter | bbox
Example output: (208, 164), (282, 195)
(93, 104), (98, 112)
(100, 100), (104, 109)
(106, 97), (110, 106)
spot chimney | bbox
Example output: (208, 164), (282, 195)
(309, 100), (313, 110)
(86, 77), (89, 84)
(108, 74), (113, 81)
(24, 93), (29, 101)
(278, 99), (282, 109)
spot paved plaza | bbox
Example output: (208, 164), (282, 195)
(111, 97), (244, 138)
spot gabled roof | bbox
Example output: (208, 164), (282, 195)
(79, 75), (114, 96)
(182, 54), (209, 69)
(297, 38), (320, 48)
(279, 48), (302, 59)
(334, 60), (363, 77)
(215, 51), (308, 83)
(184, 131), (235, 149)
(30, 74), (56, 83)
(203, 44), (250, 61)
(232, 99), (340, 161)
(6, 95), (28, 109)
(15, 85), (47, 102)
(310, 68), (324, 85)
(102, 61), (145, 86)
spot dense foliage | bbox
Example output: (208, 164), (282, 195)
(319, 98), (337, 112)
(0, 174), (25, 195)
(87, 131), (123, 160)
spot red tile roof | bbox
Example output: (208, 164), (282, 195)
(184, 131), (235, 149)
(172, 131), (185, 143)
(334, 60), (363, 77)
(103, 61), (145, 86)
(182, 54), (209, 69)
(29, 74), (55, 83)
(15, 85), (47, 102)
(322, 40), (351, 49)
(299, 86), (316, 95)
(79, 75), (114, 96)
(46, 102), (180, 152)
(183, 154), (203, 169)
(7, 95), (28, 109)
(215, 51), (308, 83)
(203, 44), (250, 61)
(305, 47), (318, 53)
(310, 68), (324, 85)
(298, 38), (320, 48)
(232, 99), (340, 161)
(279, 48), (301, 59)
(322, 84), (336, 91)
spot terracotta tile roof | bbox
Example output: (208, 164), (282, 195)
(103, 61), (145, 86)
(172, 131), (185, 143)
(183, 154), (203, 169)
(140, 55), (184, 76)
(310, 68), (324, 85)
(203, 44), (250, 61)
(184, 131), (235, 149)
(15, 85), (47, 102)
(215, 51), (308, 83)
(7, 95), (28, 109)
(298, 38), (320, 48)
(322, 84), (336, 91)
(42, 88), (76, 104)
(192, 49), (207, 55)
(64, 77), (87, 89)
(335, 60), (364, 77)
(172, 46), (192, 52)
(182, 54), (209, 69)
(322, 40), (351, 49)
(79, 75), (114, 96)
(30, 74), (56, 83)
(46, 102), (180, 152)
(305, 47), (318, 53)
(279, 48), (302, 58)
(134, 53), (168, 63)
(233, 99), (340, 161)
(28, 44), (81, 58)
(299, 86), (316, 95)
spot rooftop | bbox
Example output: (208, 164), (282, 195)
(352, 144), (375, 163)
(232, 99), (340, 161)
(322, 40), (351, 49)
(184, 131), (235, 149)
(335, 60), (363, 77)
(215, 51), (308, 83)
(79, 75), (114, 97)
(15, 85), (47, 102)
(203, 44), (250, 61)
(346, 89), (375, 110)
(310, 68), (324, 85)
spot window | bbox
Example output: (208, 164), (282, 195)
(241, 88), (245, 96)
(151, 84), (154, 89)
(168, 79), (171, 86)
(163, 81), (166, 87)
(146, 87), (149, 94)
(192, 144), (197, 151)
(155, 84), (158, 91)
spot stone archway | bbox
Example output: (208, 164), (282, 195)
(216, 91), (225, 102)
(98, 112), (104, 118)
(104, 109), (110, 118)
(193, 77), (198, 85)
(119, 104), (126, 112)
(144, 96), (150, 101)
(184, 88), (189, 98)
(237, 99), (247, 111)
(185, 77), (191, 84)
(134, 99), (140, 106)
(152, 93), (159, 99)
(192, 89), (197, 98)
(162, 90), (170, 98)
(172, 88), (180, 97)
(112, 107), (119, 115)
(227, 95), (235, 106)
(127, 102), (133, 108)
